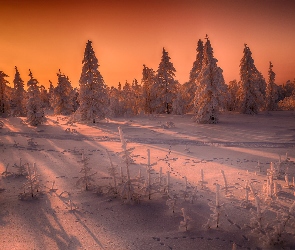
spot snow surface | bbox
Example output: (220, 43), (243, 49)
(0, 111), (295, 250)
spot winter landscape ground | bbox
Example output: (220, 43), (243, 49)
(0, 111), (295, 250)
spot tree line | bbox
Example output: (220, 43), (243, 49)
(1, 36), (295, 126)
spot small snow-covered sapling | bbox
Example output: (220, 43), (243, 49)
(76, 151), (97, 191)
(284, 174), (291, 189)
(20, 163), (40, 199)
(106, 149), (118, 193)
(1, 163), (12, 177)
(14, 158), (28, 176)
(117, 127), (136, 203)
(141, 149), (158, 199)
(285, 152), (289, 162)
(240, 181), (251, 208)
(179, 208), (192, 231)
(154, 167), (165, 192)
(179, 176), (189, 200)
(203, 184), (225, 229)
(221, 170), (229, 196)
(256, 160), (262, 173)
(267, 162), (278, 180)
(258, 200), (295, 246)
(247, 196), (264, 232)
(165, 171), (171, 195)
(166, 193), (178, 213)
(198, 169), (208, 189)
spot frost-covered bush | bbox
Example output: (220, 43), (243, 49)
(278, 95), (295, 111)
(19, 163), (41, 199)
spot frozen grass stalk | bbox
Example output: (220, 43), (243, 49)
(106, 149), (118, 192)
(199, 169), (207, 189)
(166, 171), (170, 195)
(221, 170), (228, 195)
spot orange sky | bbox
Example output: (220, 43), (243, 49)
(1, 0), (295, 89)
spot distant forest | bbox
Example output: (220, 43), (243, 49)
(1, 37), (295, 126)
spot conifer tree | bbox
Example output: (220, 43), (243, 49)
(108, 86), (121, 117)
(189, 39), (204, 83)
(237, 44), (265, 114)
(48, 80), (55, 109)
(77, 40), (108, 123)
(152, 48), (178, 114)
(172, 82), (186, 115)
(131, 78), (142, 115)
(226, 80), (240, 111)
(265, 62), (278, 111)
(39, 85), (50, 108)
(12, 67), (26, 117)
(141, 65), (155, 114)
(121, 80), (133, 116)
(26, 70), (45, 126)
(0, 71), (10, 117)
(52, 69), (74, 115)
(193, 35), (226, 123)
(184, 39), (204, 112)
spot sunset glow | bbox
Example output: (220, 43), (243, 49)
(1, 0), (295, 89)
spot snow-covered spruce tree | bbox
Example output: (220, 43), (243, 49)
(26, 69), (45, 126)
(48, 80), (55, 109)
(52, 69), (74, 115)
(184, 39), (204, 112)
(151, 48), (178, 114)
(121, 80), (134, 116)
(237, 44), (265, 114)
(141, 65), (156, 114)
(265, 62), (278, 111)
(193, 35), (227, 123)
(0, 71), (10, 117)
(12, 66), (26, 117)
(171, 82), (187, 115)
(226, 79), (240, 111)
(108, 86), (121, 117)
(131, 79), (143, 115)
(77, 40), (108, 123)
(39, 85), (50, 108)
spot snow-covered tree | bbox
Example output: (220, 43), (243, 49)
(39, 85), (50, 108)
(237, 44), (265, 114)
(26, 70), (45, 126)
(226, 80), (239, 111)
(184, 39), (204, 113)
(48, 80), (55, 109)
(0, 71), (10, 117)
(151, 48), (178, 114)
(108, 85), (122, 117)
(189, 39), (204, 83)
(77, 40), (108, 123)
(131, 79), (142, 115)
(52, 70), (74, 115)
(12, 67), (26, 117)
(265, 62), (278, 111)
(72, 87), (79, 112)
(171, 82), (187, 115)
(193, 35), (226, 123)
(121, 80), (134, 116)
(141, 65), (155, 114)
